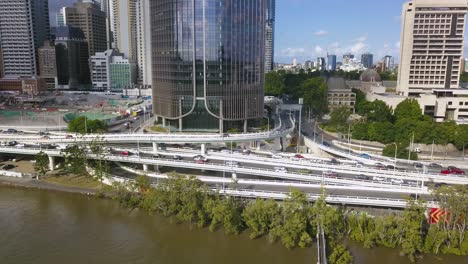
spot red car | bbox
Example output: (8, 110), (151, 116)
(119, 151), (130, 157)
(294, 154), (305, 159)
(441, 167), (465, 175)
(65, 135), (73, 139)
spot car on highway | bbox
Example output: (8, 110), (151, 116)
(7, 141), (18, 146)
(220, 149), (231, 154)
(274, 167), (287, 173)
(225, 161), (239, 167)
(428, 163), (442, 169)
(373, 176), (385, 182)
(152, 154), (161, 159)
(195, 159), (206, 164)
(391, 178), (404, 185)
(441, 167), (465, 175)
(324, 171), (338, 178)
(65, 135), (74, 139)
(119, 151), (130, 157)
(330, 158), (340, 165)
(291, 154), (305, 161)
(242, 149), (251, 155)
(322, 142), (331, 147)
(3, 128), (18, 134)
(359, 153), (371, 159)
(172, 155), (182, 160)
(375, 163), (386, 170)
(193, 155), (208, 162)
(39, 131), (49, 136)
(15, 143), (25, 148)
(386, 164), (396, 170)
(356, 174), (370, 180)
(40, 144), (56, 150)
(270, 153), (282, 159)
(413, 162), (423, 168)
(41, 136), (50, 140)
(413, 147), (422, 153)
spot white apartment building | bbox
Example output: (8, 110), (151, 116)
(90, 49), (116, 90)
(398, 0), (468, 96)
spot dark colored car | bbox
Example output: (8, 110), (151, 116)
(428, 163), (442, 168)
(413, 162), (424, 168)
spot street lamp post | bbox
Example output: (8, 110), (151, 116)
(297, 98), (303, 153)
(390, 142), (398, 173)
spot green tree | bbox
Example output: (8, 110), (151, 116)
(68, 116), (108, 134)
(382, 142), (417, 160)
(394, 99), (422, 121)
(207, 196), (245, 235)
(34, 151), (49, 178)
(329, 107), (351, 133)
(270, 189), (313, 249)
(89, 137), (110, 183)
(265, 71), (285, 96)
(242, 199), (281, 239)
(399, 200), (426, 262)
(61, 144), (88, 176)
(301, 77), (329, 118)
(328, 243), (354, 264)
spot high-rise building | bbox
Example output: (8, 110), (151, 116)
(383, 55), (394, 71)
(398, 0), (468, 96)
(110, 56), (136, 91)
(327, 54), (337, 71)
(100, 0), (113, 50)
(110, 0), (137, 60)
(56, 8), (65, 27)
(38, 41), (57, 89)
(90, 49), (118, 90)
(316, 57), (326, 71)
(135, 0), (152, 86)
(304, 61), (313, 70)
(0, 0), (50, 77)
(150, 0), (267, 132)
(265, 0), (276, 73)
(343, 53), (354, 65)
(64, 0), (107, 57)
(54, 26), (90, 88)
(361, 52), (374, 69)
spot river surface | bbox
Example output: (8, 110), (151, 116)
(0, 186), (466, 264)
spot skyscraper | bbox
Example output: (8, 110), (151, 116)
(316, 57), (326, 71)
(110, 0), (137, 60)
(64, 0), (107, 57)
(398, 0), (468, 96)
(343, 53), (354, 65)
(55, 26), (90, 88)
(135, 0), (152, 86)
(56, 8), (65, 27)
(383, 55), (394, 71)
(150, 0), (267, 132)
(0, 0), (50, 77)
(265, 0), (276, 73)
(327, 54), (337, 71)
(361, 52), (374, 69)
(38, 41), (57, 89)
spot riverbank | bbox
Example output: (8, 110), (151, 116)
(0, 176), (98, 196)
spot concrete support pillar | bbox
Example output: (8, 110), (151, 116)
(48, 155), (55, 171)
(155, 116), (159, 123)
(162, 117), (166, 127)
(152, 142), (158, 153)
(232, 172), (237, 181)
(179, 118), (183, 132)
(219, 119), (224, 134)
(250, 141), (257, 149)
(256, 141), (261, 151)
(143, 164), (149, 172)
(154, 165), (159, 172)
(201, 143), (206, 155)
(244, 119), (248, 133)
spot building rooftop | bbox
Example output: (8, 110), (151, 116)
(360, 69), (382, 83)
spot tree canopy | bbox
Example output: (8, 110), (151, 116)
(68, 116), (107, 134)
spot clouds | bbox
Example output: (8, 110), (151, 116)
(313, 30), (329, 36)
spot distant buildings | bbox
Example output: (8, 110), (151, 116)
(54, 26), (90, 88)
(327, 77), (356, 113)
(361, 52), (373, 69)
(265, 0), (276, 73)
(0, 0), (50, 78)
(56, 8), (65, 27)
(90, 49), (117, 90)
(383, 55), (394, 71)
(64, 0), (107, 57)
(316, 57), (326, 71)
(327, 54), (337, 71)
(38, 41), (57, 89)
(135, 0), (152, 86)
(342, 53), (354, 65)
(340, 58), (365, 72)
(398, 0), (467, 96)
(110, 0), (137, 60)
(110, 56), (136, 91)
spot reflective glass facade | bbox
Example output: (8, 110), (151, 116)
(151, 0), (266, 130)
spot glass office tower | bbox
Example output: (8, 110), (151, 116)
(150, 0), (267, 132)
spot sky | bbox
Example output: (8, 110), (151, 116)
(49, 0), (468, 64)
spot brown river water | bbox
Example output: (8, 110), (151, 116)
(0, 186), (466, 264)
